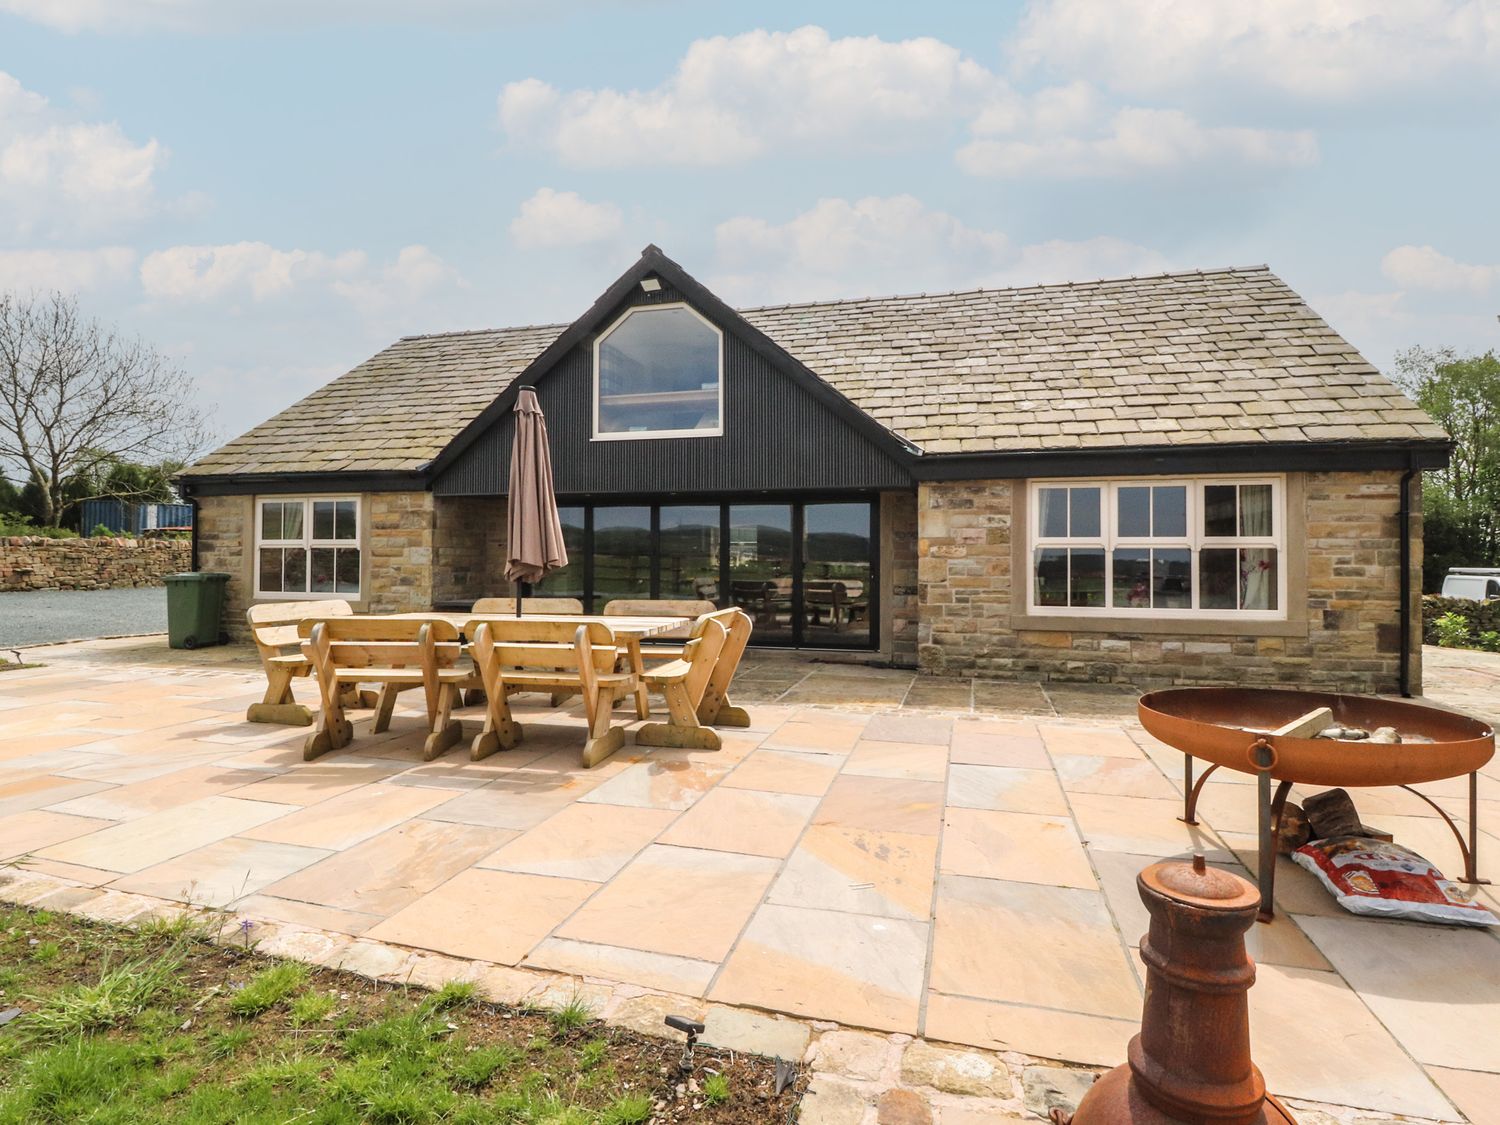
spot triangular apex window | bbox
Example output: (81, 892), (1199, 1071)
(593, 303), (724, 440)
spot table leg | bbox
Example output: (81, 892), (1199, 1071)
(624, 638), (650, 721)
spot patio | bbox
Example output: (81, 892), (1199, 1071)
(2, 636), (1497, 1123)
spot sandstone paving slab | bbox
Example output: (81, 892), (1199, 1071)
(940, 809), (1095, 890)
(1037, 725), (1143, 759)
(366, 868), (597, 965)
(763, 718), (867, 754)
(238, 783), (452, 850)
(844, 740), (949, 783)
(1066, 792), (1223, 855)
(930, 876), (1141, 1020)
(0, 809), (116, 861)
(232, 760), (412, 805)
(901, 679), (973, 710)
(0, 774), (116, 819)
(815, 775), (945, 836)
(36, 795), (296, 874)
(860, 714), (953, 746)
(477, 801), (675, 882)
(1296, 913), (1500, 1074)
(109, 836), (331, 907)
(946, 765), (1069, 816)
(767, 823), (938, 921)
(722, 749), (842, 797)
(16, 855), (124, 886)
(780, 676), (911, 707)
(227, 893), (383, 935)
(1088, 849), (1330, 971)
(1050, 754), (1179, 800)
(1425, 1066), (1500, 1125)
(58, 747), (248, 785)
(423, 774), (601, 831)
(948, 728), (1050, 770)
(578, 758), (730, 812)
(710, 902), (929, 1033)
(556, 844), (778, 961)
(971, 682), (1053, 715)
(48, 764), (266, 821)
(922, 993), (1135, 1070)
(701, 1004), (811, 1060)
(260, 818), (504, 917)
(1247, 962), (1458, 1120)
(658, 787), (819, 857)
(524, 936), (718, 996)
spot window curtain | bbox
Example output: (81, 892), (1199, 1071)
(1240, 548), (1275, 610)
(1239, 485), (1273, 537)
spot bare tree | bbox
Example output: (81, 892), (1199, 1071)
(0, 291), (211, 526)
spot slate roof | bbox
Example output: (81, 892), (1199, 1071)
(183, 265), (1444, 477)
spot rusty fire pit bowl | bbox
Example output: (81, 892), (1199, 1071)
(1138, 688), (1493, 788)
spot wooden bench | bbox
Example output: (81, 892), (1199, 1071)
(299, 617), (472, 762)
(470, 596), (584, 614)
(245, 599), (372, 725)
(634, 608), (754, 750)
(466, 618), (637, 768)
(603, 598), (716, 663)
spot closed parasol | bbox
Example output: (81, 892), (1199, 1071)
(504, 387), (568, 614)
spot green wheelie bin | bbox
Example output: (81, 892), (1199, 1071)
(165, 572), (231, 649)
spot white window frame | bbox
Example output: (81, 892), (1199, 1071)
(1026, 474), (1286, 620)
(253, 495), (362, 599)
(592, 302), (725, 442)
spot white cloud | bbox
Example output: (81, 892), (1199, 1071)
(509, 188), (623, 249)
(0, 246), (137, 292)
(711, 194), (1168, 305)
(1011, 0), (1500, 100)
(0, 71), (164, 239)
(499, 26), (1002, 167)
(1381, 245), (1497, 293)
(959, 88), (1317, 179)
(139, 242), (366, 301)
(331, 245), (463, 316)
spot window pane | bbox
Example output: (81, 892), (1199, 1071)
(804, 503), (872, 648)
(1200, 548), (1237, 609)
(312, 501), (335, 541)
(660, 505), (721, 602)
(1070, 548), (1106, 608)
(1241, 548), (1277, 610)
(283, 547), (308, 593)
(337, 500), (358, 540)
(258, 548), (283, 592)
(335, 548), (360, 594)
(533, 506), (586, 600)
(1153, 548), (1192, 609)
(1153, 486), (1187, 537)
(1117, 487), (1150, 538)
(310, 547), (335, 593)
(1113, 548), (1151, 608)
(1239, 484), (1273, 537)
(1069, 488), (1101, 537)
(598, 307), (721, 434)
(1038, 488), (1068, 538)
(593, 507), (652, 602)
(730, 505), (793, 643)
(283, 501), (304, 541)
(260, 503), (282, 541)
(1034, 547), (1068, 607)
(1203, 485), (1236, 537)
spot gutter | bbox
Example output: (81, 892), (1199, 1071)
(1398, 454), (1419, 698)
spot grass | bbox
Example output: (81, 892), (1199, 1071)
(0, 903), (803, 1123)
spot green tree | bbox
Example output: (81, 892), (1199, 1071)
(1395, 347), (1500, 590)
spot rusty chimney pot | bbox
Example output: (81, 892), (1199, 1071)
(1056, 854), (1297, 1125)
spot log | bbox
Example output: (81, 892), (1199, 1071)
(1270, 707), (1334, 739)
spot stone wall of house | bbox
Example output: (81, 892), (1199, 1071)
(364, 491), (437, 614)
(432, 496), (507, 607)
(881, 490), (920, 666)
(195, 494), (253, 636)
(0, 535), (190, 592)
(916, 471), (1423, 694)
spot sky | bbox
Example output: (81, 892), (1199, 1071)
(1, 0), (1498, 450)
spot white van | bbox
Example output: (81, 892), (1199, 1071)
(1441, 568), (1500, 601)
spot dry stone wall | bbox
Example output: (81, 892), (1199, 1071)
(0, 536), (190, 592)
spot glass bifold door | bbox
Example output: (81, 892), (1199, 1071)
(533, 500), (876, 649)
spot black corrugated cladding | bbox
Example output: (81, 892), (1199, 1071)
(432, 283), (913, 497)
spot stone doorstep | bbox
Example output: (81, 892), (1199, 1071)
(0, 874), (1467, 1125)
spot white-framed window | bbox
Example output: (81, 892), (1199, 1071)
(1028, 476), (1284, 619)
(255, 497), (361, 598)
(593, 303), (724, 440)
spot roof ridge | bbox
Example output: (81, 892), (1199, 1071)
(735, 264), (1276, 314)
(397, 322), (568, 343)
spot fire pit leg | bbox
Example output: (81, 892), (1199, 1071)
(1251, 736), (1290, 923)
(1394, 773), (1490, 886)
(1180, 758), (1220, 826)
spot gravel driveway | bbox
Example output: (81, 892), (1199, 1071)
(0, 586), (168, 649)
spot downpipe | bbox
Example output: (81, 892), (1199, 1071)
(1399, 456), (1417, 698)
